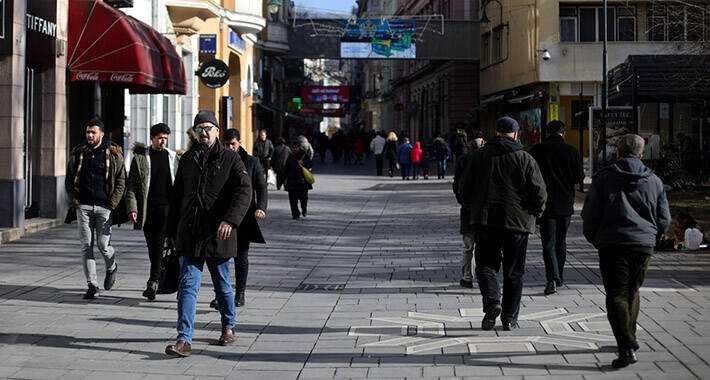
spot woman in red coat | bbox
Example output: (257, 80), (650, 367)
(410, 141), (424, 180)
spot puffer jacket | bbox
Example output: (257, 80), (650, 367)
(582, 157), (671, 249)
(167, 142), (252, 259)
(461, 137), (547, 234)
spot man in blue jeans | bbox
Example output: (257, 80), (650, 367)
(165, 111), (252, 357)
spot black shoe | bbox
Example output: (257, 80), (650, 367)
(612, 350), (637, 368)
(235, 291), (246, 307)
(481, 304), (501, 331)
(104, 264), (118, 290)
(556, 279), (564, 287)
(502, 320), (520, 331)
(209, 298), (219, 310)
(302, 213), (307, 218)
(83, 283), (99, 299)
(459, 279), (474, 289)
(142, 281), (158, 301)
(631, 341), (640, 351)
(544, 281), (557, 295)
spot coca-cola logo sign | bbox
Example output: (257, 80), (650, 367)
(74, 72), (100, 81)
(197, 59), (229, 89)
(110, 73), (135, 82)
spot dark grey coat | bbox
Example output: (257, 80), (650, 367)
(582, 158), (671, 249)
(167, 142), (252, 259)
(237, 147), (267, 244)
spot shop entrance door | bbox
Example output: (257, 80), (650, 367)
(23, 67), (42, 219)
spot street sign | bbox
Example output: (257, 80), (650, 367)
(300, 86), (350, 103)
(228, 29), (245, 53)
(196, 59), (229, 88)
(199, 34), (217, 54)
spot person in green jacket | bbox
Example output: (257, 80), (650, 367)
(461, 117), (547, 331)
(125, 123), (179, 301)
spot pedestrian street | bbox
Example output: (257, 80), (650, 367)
(0, 163), (708, 379)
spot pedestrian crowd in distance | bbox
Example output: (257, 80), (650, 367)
(64, 112), (315, 358)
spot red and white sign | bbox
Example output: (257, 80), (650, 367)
(300, 86), (350, 104)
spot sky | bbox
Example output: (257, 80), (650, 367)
(292, 0), (358, 15)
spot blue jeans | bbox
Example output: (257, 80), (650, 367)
(177, 256), (235, 344)
(437, 160), (447, 178)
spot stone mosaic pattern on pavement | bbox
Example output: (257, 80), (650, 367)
(0, 162), (708, 379)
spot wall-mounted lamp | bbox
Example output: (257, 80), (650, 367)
(537, 49), (551, 61)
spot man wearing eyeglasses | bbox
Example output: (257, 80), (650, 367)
(164, 110), (252, 357)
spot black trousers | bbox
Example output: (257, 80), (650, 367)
(143, 205), (169, 283)
(387, 159), (397, 177)
(375, 154), (384, 176)
(475, 228), (529, 323)
(599, 246), (652, 351)
(540, 216), (571, 284)
(276, 169), (286, 190)
(234, 238), (250, 293)
(288, 189), (308, 218)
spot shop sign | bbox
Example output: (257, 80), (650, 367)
(548, 103), (559, 121)
(300, 86), (350, 103)
(589, 106), (635, 172)
(196, 59), (229, 88)
(0, 0), (13, 55)
(228, 30), (245, 53)
(301, 107), (346, 117)
(26, 0), (57, 68)
(199, 34), (217, 54)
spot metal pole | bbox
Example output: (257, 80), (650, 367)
(601, 0), (608, 164)
(579, 82), (585, 192)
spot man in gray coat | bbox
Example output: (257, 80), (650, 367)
(582, 134), (671, 369)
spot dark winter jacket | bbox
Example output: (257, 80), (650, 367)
(167, 142), (252, 259)
(398, 143), (413, 164)
(253, 139), (274, 165)
(530, 134), (585, 217)
(65, 140), (127, 224)
(125, 144), (178, 230)
(432, 138), (451, 161)
(461, 137), (547, 234)
(272, 144), (291, 173)
(285, 151), (311, 192)
(383, 140), (398, 161)
(581, 157), (671, 249)
(453, 150), (477, 235)
(238, 147), (267, 244)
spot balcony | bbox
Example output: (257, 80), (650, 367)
(539, 41), (704, 82)
(223, 0), (266, 35)
(260, 22), (290, 53)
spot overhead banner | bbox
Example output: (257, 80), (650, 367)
(300, 86), (350, 103)
(340, 19), (416, 59)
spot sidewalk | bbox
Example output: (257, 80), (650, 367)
(0, 161), (708, 379)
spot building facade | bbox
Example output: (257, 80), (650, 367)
(479, 0), (709, 155)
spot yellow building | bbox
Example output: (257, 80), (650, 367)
(166, 0), (265, 153)
(479, 0), (708, 155)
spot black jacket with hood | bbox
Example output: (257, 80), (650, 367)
(530, 134), (584, 217)
(582, 157), (671, 249)
(461, 137), (547, 234)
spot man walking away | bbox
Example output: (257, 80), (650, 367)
(432, 136), (451, 179)
(453, 135), (486, 289)
(530, 121), (584, 295)
(165, 111), (252, 357)
(272, 137), (291, 190)
(582, 134), (670, 369)
(463, 117), (547, 331)
(126, 123), (178, 301)
(384, 132), (399, 177)
(253, 129), (274, 178)
(371, 131), (386, 176)
(285, 143), (311, 220)
(65, 116), (126, 299)
(398, 138), (413, 180)
(209, 128), (267, 308)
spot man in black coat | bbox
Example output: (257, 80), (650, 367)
(209, 128), (267, 308)
(530, 121), (584, 295)
(582, 134), (670, 369)
(165, 111), (252, 357)
(462, 117), (547, 331)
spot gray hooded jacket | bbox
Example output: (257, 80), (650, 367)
(582, 158), (671, 249)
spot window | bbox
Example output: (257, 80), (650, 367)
(687, 6), (705, 41)
(481, 32), (491, 65)
(649, 16), (666, 41)
(597, 7), (615, 42)
(668, 6), (686, 41)
(579, 8), (597, 42)
(493, 26), (503, 62)
(561, 4), (636, 42)
(560, 7), (578, 42)
(617, 7), (636, 41)
(647, 4), (708, 42)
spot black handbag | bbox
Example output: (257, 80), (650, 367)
(157, 246), (180, 294)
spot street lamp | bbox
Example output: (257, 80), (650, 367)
(267, 0), (282, 15)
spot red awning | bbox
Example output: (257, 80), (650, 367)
(68, 0), (186, 95)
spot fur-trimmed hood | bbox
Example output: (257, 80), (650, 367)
(132, 142), (148, 155)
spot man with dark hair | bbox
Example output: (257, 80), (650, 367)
(253, 129), (274, 178)
(65, 116), (126, 299)
(530, 120), (584, 295)
(272, 137), (291, 190)
(209, 128), (268, 307)
(462, 116), (547, 331)
(165, 111), (252, 357)
(125, 123), (178, 301)
(370, 131), (386, 176)
(582, 134), (671, 368)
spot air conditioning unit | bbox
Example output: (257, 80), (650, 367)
(105, 0), (133, 8)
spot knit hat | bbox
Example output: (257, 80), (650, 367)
(193, 110), (219, 128)
(495, 116), (520, 133)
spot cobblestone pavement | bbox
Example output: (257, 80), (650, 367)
(1, 161), (709, 380)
